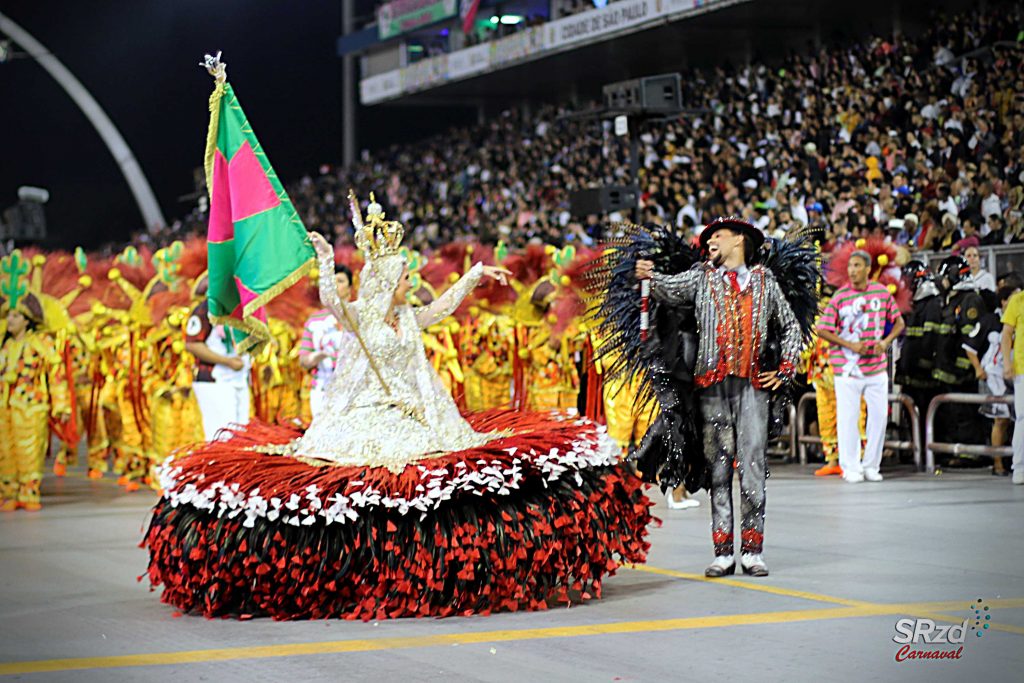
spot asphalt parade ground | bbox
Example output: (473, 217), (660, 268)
(1, 463), (1021, 682)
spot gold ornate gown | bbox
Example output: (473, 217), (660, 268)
(145, 201), (651, 621)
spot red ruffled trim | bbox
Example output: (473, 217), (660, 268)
(143, 409), (654, 620)
(160, 410), (612, 506)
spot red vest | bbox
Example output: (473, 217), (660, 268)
(724, 287), (754, 379)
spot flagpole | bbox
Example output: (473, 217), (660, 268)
(322, 244), (391, 396)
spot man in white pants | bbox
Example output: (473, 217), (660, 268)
(816, 251), (905, 483)
(184, 298), (251, 441)
(1001, 290), (1024, 484)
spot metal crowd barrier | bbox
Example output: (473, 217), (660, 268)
(794, 391), (922, 470)
(925, 393), (1014, 474)
(915, 243), (1024, 282)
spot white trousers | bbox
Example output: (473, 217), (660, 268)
(834, 372), (889, 474)
(1013, 376), (1024, 473)
(309, 388), (326, 421)
(193, 382), (250, 441)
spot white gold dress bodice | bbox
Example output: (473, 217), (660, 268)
(289, 252), (495, 472)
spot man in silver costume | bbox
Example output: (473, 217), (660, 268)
(635, 217), (803, 577)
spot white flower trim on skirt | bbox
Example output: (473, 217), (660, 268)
(157, 425), (622, 529)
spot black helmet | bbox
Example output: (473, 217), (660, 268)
(901, 259), (931, 294)
(937, 255), (970, 287)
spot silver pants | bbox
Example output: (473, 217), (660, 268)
(700, 377), (769, 556)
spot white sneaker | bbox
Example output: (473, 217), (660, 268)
(666, 492), (700, 509)
(863, 468), (883, 482)
(844, 471), (865, 483)
(1013, 470), (1024, 485)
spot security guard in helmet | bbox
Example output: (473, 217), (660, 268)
(895, 260), (944, 452)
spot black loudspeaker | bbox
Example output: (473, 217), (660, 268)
(569, 185), (639, 217)
(640, 73), (682, 113)
(603, 79), (642, 111)
(602, 73), (682, 114)
(1, 201), (47, 241)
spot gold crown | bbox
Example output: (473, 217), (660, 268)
(351, 190), (404, 259)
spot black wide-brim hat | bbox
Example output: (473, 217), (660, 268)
(698, 216), (765, 251)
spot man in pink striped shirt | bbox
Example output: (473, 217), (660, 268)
(817, 251), (905, 483)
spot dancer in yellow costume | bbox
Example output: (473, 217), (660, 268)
(601, 359), (656, 450)
(93, 307), (130, 479)
(461, 308), (514, 410)
(17, 251), (92, 478)
(422, 319), (464, 397)
(521, 326), (580, 412)
(65, 309), (112, 479)
(67, 252), (120, 479)
(511, 246), (582, 412)
(0, 251), (71, 511)
(251, 317), (304, 424)
(140, 244), (205, 486)
(145, 297), (204, 488)
(807, 334), (843, 476)
(105, 245), (184, 490)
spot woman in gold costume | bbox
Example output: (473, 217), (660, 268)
(144, 196), (652, 620)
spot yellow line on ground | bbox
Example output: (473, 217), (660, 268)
(624, 563), (872, 607)
(628, 565), (1024, 633)
(0, 605), (896, 676)
(2, 597), (1020, 675)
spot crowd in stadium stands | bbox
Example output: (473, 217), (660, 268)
(140, 4), (1023, 263)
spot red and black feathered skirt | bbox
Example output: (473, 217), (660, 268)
(142, 410), (653, 620)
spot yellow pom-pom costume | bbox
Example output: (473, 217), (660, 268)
(0, 251), (72, 509)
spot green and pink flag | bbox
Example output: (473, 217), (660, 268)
(201, 57), (314, 353)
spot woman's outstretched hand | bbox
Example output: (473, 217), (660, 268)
(481, 265), (512, 286)
(309, 231), (333, 258)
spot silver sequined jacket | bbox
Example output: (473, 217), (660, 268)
(651, 262), (803, 389)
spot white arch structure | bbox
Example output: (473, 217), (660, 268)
(0, 11), (166, 230)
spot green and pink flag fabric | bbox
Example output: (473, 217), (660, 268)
(202, 77), (314, 353)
